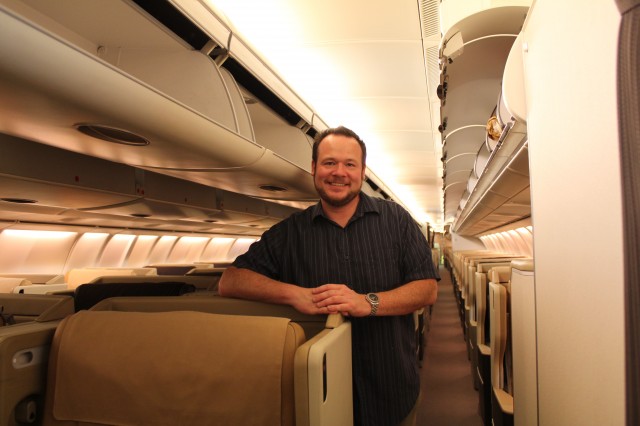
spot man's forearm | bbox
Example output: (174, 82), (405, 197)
(374, 279), (438, 316)
(218, 267), (291, 303)
(218, 267), (323, 315)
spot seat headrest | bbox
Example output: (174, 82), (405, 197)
(488, 266), (511, 283)
(511, 258), (534, 272)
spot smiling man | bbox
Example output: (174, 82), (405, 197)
(219, 126), (440, 426)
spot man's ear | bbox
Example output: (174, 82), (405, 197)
(361, 164), (366, 180)
(311, 161), (316, 176)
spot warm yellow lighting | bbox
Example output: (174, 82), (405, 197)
(179, 236), (210, 244)
(2, 229), (76, 239)
(209, 0), (432, 220)
(83, 232), (109, 239)
(112, 234), (135, 242)
(236, 238), (257, 245)
(213, 237), (235, 244)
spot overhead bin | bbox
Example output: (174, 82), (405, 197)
(0, 1), (319, 210)
(439, 3), (530, 230)
(439, 4), (528, 224)
(474, 142), (492, 179)
(501, 33), (527, 123)
(452, 20), (530, 236)
(0, 6), (261, 169)
(0, 134), (301, 234)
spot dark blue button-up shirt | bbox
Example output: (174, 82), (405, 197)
(233, 192), (440, 425)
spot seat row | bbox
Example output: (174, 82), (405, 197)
(0, 264), (228, 295)
(0, 294), (353, 425)
(444, 249), (536, 426)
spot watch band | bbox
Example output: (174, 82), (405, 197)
(365, 293), (379, 316)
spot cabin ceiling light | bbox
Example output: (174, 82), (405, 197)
(75, 124), (150, 146)
(259, 184), (287, 192)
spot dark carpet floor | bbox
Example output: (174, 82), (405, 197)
(416, 266), (484, 426)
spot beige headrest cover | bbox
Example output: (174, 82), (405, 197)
(49, 310), (300, 425)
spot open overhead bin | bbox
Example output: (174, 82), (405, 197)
(451, 27), (530, 236)
(0, 0), (319, 210)
(438, 1), (530, 230)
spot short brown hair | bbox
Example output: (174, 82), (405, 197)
(312, 126), (367, 165)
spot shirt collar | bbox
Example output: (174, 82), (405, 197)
(311, 192), (380, 223)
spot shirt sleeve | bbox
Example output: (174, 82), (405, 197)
(398, 207), (441, 283)
(231, 220), (287, 280)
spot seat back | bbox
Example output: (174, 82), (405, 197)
(0, 294), (74, 324)
(186, 267), (225, 291)
(43, 310), (305, 426)
(73, 282), (196, 311)
(0, 321), (60, 425)
(474, 262), (513, 337)
(510, 259), (536, 426)
(88, 296), (353, 426)
(0, 277), (31, 293)
(488, 266), (511, 287)
(489, 277), (514, 420)
(145, 263), (213, 275)
(65, 268), (157, 290)
(90, 295), (326, 338)
(90, 274), (217, 291)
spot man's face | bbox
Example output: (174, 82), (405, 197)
(311, 134), (366, 207)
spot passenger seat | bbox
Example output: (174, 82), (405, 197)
(42, 310), (305, 425)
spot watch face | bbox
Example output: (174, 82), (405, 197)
(367, 293), (379, 303)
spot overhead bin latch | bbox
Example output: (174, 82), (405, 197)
(201, 40), (229, 66)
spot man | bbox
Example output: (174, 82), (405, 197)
(218, 126), (439, 425)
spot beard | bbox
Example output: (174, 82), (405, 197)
(314, 180), (361, 207)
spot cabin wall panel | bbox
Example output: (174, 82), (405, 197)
(227, 238), (257, 262)
(146, 236), (179, 265)
(125, 236), (160, 267)
(98, 234), (136, 267)
(64, 232), (110, 272)
(165, 237), (210, 264)
(201, 238), (236, 262)
(523, 0), (624, 424)
(0, 230), (77, 274)
(451, 233), (485, 251)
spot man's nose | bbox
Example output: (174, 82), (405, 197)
(332, 163), (346, 175)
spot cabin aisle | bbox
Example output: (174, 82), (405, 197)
(417, 265), (483, 426)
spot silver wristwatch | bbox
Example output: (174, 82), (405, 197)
(365, 293), (379, 316)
